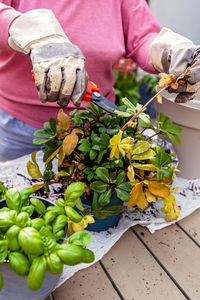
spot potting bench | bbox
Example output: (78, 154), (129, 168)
(46, 208), (200, 300)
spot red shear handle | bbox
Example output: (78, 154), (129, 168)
(83, 81), (100, 102)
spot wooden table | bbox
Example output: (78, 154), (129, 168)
(47, 208), (200, 300)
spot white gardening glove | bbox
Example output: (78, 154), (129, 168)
(151, 27), (200, 103)
(8, 9), (88, 107)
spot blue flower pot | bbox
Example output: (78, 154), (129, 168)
(82, 192), (123, 232)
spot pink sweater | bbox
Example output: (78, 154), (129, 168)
(0, 0), (161, 128)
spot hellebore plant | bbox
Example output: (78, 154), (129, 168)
(0, 184), (94, 291)
(27, 82), (182, 223)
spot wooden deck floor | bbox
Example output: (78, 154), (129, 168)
(47, 208), (200, 300)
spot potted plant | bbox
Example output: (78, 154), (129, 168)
(27, 88), (183, 231)
(0, 183), (94, 300)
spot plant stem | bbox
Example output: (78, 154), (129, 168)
(121, 85), (169, 131)
(146, 130), (161, 141)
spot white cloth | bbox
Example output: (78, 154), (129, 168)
(0, 151), (200, 289)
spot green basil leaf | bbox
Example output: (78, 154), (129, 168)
(68, 232), (93, 247)
(0, 240), (8, 263)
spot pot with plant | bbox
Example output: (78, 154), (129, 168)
(27, 83), (183, 232)
(0, 182), (94, 300)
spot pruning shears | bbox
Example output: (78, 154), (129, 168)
(32, 74), (119, 114)
(83, 81), (119, 114)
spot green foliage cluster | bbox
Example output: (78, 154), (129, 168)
(114, 70), (159, 105)
(28, 98), (182, 221)
(0, 184), (94, 291)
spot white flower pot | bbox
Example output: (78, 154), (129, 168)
(0, 261), (61, 300)
(154, 90), (200, 178)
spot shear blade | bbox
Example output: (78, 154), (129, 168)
(91, 92), (120, 114)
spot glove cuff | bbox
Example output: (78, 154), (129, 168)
(8, 9), (70, 54)
(150, 27), (194, 74)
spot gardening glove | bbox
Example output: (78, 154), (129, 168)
(150, 27), (200, 103)
(8, 9), (88, 107)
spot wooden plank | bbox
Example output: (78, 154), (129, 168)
(101, 229), (184, 300)
(178, 208), (200, 245)
(134, 224), (200, 300)
(53, 262), (120, 300)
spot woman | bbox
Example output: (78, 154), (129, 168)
(0, 0), (199, 160)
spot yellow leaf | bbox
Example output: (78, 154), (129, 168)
(82, 215), (95, 228)
(161, 194), (181, 222)
(63, 133), (78, 155)
(109, 131), (122, 159)
(157, 94), (162, 104)
(127, 165), (135, 182)
(132, 149), (156, 160)
(119, 137), (135, 156)
(31, 151), (37, 164)
(133, 163), (156, 172)
(27, 161), (43, 179)
(58, 145), (65, 167)
(67, 220), (85, 237)
(31, 182), (45, 191)
(133, 141), (151, 155)
(147, 181), (170, 199)
(71, 128), (84, 136)
(145, 188), (157, 203)
(127, 182), (148, 209)
(57, 109), (71, 131)
(45, 146), (62, 165)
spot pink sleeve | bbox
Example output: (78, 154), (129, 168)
(122, 0), (162, 74)
(0, 3), (22, 49)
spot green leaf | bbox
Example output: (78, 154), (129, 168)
(49, 118), (57, 134)
(158, 113), (172, 129)
(68, 232), (93, 247)
(166, 132), (182, 145)
(87, 173), (94, 181)
(89, 149), (97, 160)
(93, 205), (123, 219)
(116, 189), (130, 202)
(98, 189), (112, 207)
(121, 97), (137, 112)
(97, 150), (107, 164)
(138, 113), (151, 128)
(157, 169), (164, 182)
(78, 139), (91, 152)
(161, 168), (174, 180)
(64, 182), (85, 202)
(33, 138), (50, 145)
(90, 181), (109, 193)
(96, 167), (110, 183)
(40, 226), (56, 252)
(0, 240), (8, 264)
(99, 133), (110, 146)
(92, 145), (101, 151)
(118, 182), (132, 192)
(34, 129), (52, 138)
(44, 121), (53, 134)
(57, 170), (70, 177)
(150, 146), (172, 168)
(164, 124), (182, 135)
(0, 273), (3, 291)
(115, 171), (125, 185)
